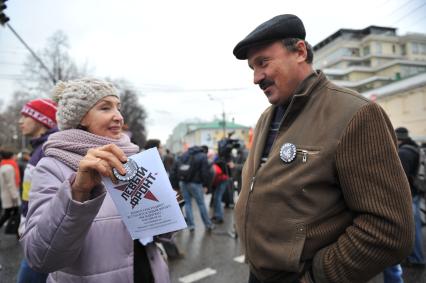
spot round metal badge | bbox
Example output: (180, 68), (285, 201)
(112, 159), (139, 182)
(280, 143), (297, 163)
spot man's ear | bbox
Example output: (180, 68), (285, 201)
(295, 40), (308, 63)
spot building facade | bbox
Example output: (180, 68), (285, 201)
(165, 119), (251, 153)
(313, 25), (426, 141)
(363, 73), (426, 141)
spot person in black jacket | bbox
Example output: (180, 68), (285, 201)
(396, 127), (425, 268)
(171, 146), (214, 231)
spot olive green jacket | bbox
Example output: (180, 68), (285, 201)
(235, 71), (414, 283)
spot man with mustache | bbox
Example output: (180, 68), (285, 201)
(233, 14), (414, 283)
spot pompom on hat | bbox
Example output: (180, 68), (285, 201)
(52, 78), (119, 130)
(21, 98), (57, 129)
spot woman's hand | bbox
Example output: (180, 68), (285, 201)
(71, 144), (128, 202)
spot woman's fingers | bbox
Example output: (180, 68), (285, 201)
(73, 144), (128, 201)
(86, 145), (127, 175)
(80, 157), (114, 178)
(101, 144), (127, 162)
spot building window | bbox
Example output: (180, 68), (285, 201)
(401, 44), (406, 55)
(421, 43), (426, 55)
(395, 72), (401, 80)
(363, 45), (370, 56)
(350, 48), (360, 57)
(412, 43), (419, 54)
(375, 42), (382, 55)
(392, 45), (396, 54)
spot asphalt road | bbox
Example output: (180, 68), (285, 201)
(1, 194), (426, 283)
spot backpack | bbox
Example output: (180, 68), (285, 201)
(402, 145), (426, 193)
(177, 153), (196, 182)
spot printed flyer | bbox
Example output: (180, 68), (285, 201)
(103, 148), (187, 239)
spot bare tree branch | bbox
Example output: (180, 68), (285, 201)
(113, 79), (148, 149)
(20, 30), (89, 96)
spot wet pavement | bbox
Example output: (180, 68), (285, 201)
(1, 194), (426, 282)
(0, 233), (22, 283)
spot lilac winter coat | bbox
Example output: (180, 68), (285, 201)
(21, 156), (170, 283)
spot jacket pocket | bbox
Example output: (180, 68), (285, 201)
(295, 146), (321, 164)
(247, 222), (306, 282)
(248, 221), (307, 276)
(288, 222), (307, 271)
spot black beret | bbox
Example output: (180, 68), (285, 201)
(233, 14), (306, 60)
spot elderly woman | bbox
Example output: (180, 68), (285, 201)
(21, 78), (170, 283)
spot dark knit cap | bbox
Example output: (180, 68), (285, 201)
(233, 14), (306, 60)
(395, 127), (410, 140)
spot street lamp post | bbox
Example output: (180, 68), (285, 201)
(208, 94), (226, 138)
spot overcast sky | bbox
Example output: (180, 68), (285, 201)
(1, 0), (425, 143)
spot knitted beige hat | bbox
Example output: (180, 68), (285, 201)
(52, 78), (119, 130)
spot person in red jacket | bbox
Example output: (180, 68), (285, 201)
(211, 161), (230, 224)
(0, 149), (21, 230)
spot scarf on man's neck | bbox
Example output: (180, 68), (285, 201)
(43, 129), (140, 171)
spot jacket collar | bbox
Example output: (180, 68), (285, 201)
(253, 70), (326, 170)
(273, 70), (322, 112)
(277, 70), (325, 128)
(30, 127), (58, 150)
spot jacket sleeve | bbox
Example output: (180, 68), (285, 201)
(312, 103), (414, 283)
(398, 147), (418, 177)
(3, 166), (20, 201)
(20, 157), (107, 273)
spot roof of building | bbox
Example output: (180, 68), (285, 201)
(361, 72), (426, 99)
(324, 60), (426, 76)
(332, 76), (393, 88)
(313, 25), (397, 51)
(189, 120), (250, 131)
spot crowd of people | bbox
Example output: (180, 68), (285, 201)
(0, 13), (425, 283)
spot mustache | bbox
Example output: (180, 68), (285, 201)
(259, 79), (274, 90)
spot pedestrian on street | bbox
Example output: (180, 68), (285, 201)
(211, 159), (230, 224)
(0, 149), (21, 231)
(144, 139), (164, 156)
(163, 149), (175, 177)
(233, 14), (414, 283)
(395, 127), (425, 267)
(171, 146), (214, 231)
(20, 78), (170, 283)
(16, 97), (58, 283)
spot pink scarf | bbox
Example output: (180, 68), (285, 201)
(43, 129), (140, 171)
